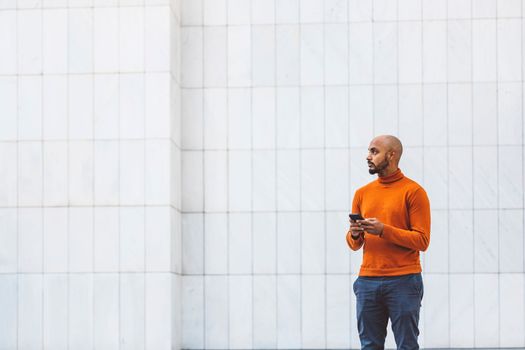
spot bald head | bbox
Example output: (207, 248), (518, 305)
(367, 135), (403, 176)
(373, 135), (403, 163)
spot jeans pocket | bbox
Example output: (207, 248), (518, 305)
(353, 277), (359, 295)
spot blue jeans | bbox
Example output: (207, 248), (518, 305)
(353, 273), (424, 350)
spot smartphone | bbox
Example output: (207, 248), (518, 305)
(349, 213), (364, 221)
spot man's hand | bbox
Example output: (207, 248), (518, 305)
(349, 219), (365, 239)
(359, 218), (384, 236)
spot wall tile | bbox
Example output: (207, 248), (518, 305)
(276, 25), (300, 85)
(277, 213), (301, 274)
(348, 0), (372, 21)
(423, 274), (449, 347)
(500, 273), (525, 347)
(423, 84), (447, 146)
(229, 276), (253, 349)
(120, 140), (145, 205)
(473, 0), (497, 18)
(44, 274), (68, 350)
(498, 83), (522, 145)
(228, 26), (251, 87)
(424, 210), (448, 273)
(204, 89), (227, 149)
(253, 213), (277, 274)
(253, 150), (276, 211)
(374, 22), (397, 84)
(228, 213), (252, 274)
(182, 0), (202, 25)
(182, 28), (203, 88)
(423, 21), (447, 83)
(146, 7), (170, 72)
(94, 207), (119, 272)
(146, 207), (171, 272)
(499, 146), (523, 209)
(252, 25), (276, 86)
(182, 276), (204, 349)
(253, 275), (277, 348)
(301, 87), (324, 148)
(18, 275), (43, 349)
(42, 142), (67, 206)
(498, 19), (522, 82)
(182, 89), (203, 149)
(0, 11), (17, 74)
(373, 85), (398, 136)
(0, 143), (17, 207)
(93, 273), (119, 350)
(120, 207), (145, 272)
(120, 74), (145, 139)
(448, 84), (472, 146)
(349, 23), (373, 84)
(448, 0), (470, 18)
(18, 10), (42, 74)
(253, 0), (275, 24)
(94, 141), (119, 205)
(422, 0), (447, 19)
(276, 0), (298, 23)
(69, 9), (93, 73)
(43, 9), (67, 74)
(277, 150), (301, 211)
(94, 75), (119, 139)
(69, 141), (94, 205)
(204, 27), (227, 87)
(69, 75), (93, 140)
(18, 208), (43, 272)
(302, 275), (325, 348)
(277, 275), (301, 348)
(43, 208), (67, 273)
(276, 87), (300, 148)
(326, 275), (350, 348)
(146, 273), (172, 350)
(474, 274), (499, 347)
(205, 275), (229, 348)
(182, 151), (203, 211)
(145, 140), (170, 205)
(398, 22), (422, 84)
(473, 20), (497, 81)
(301, 150), (324, 211)
(69, 207), (93, 272)
(474, 209), (498, 272)
(204, 213), (228, 274)
(449, 210), (474, 273)
(94, 8), (118, 73)
(0, 78), (17, 141)
(228, 88), (251, 149)
(204, 151), (227, 211)
(349, 86), (373, 148)
(473, 146), (498, 209)
(326, 212), (350, 274)
(301, 212), (325, 274)
(182, 214), (204, 274)
(228, 150), (252, 211)
(399, 85), (423, 146)
(18, 76), (42, 141)
(300, 24), (323, 85)
(499, 209), (523, 272)
(252, 88), (276, 149)
(325, 149), (349, 211)
(325, 86), (348, 148)
(120, 273), (146, 350)
(119, 7), (144, 72)
(0, 209), (17, 273)
(448, 20), (472, 82)
(43, 76), (67, 140)
(449, 274), (474, 347)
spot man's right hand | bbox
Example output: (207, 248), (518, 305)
(349, 219), (365, 239)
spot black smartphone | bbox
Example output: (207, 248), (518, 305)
(349, 213), (364, 221)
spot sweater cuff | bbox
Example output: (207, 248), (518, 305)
(381, 224), (393, 239)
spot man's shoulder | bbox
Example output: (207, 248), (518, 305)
(401, 176), (428, 196)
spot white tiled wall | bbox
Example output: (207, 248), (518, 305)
(181, 0), (525, 349)
(0, 1), (182, 349)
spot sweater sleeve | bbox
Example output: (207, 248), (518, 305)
(380, 187), (431, 251)
(346, 191), (364, 251)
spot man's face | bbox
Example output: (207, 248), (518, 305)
(366, 140), (390, 175)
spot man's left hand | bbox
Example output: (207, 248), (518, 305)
(359, 218), (384, 236)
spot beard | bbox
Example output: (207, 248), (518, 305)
(368, 157), (389, 175)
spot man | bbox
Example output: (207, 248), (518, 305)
(347, 135), (431, 350)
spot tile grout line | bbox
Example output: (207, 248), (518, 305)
(470, 0), (476, 346)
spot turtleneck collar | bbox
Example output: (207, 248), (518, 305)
(378, 168), (404, 184)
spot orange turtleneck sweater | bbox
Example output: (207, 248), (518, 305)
(346, 169), (431, 276)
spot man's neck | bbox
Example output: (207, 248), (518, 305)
(378, 167), (398, 178)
